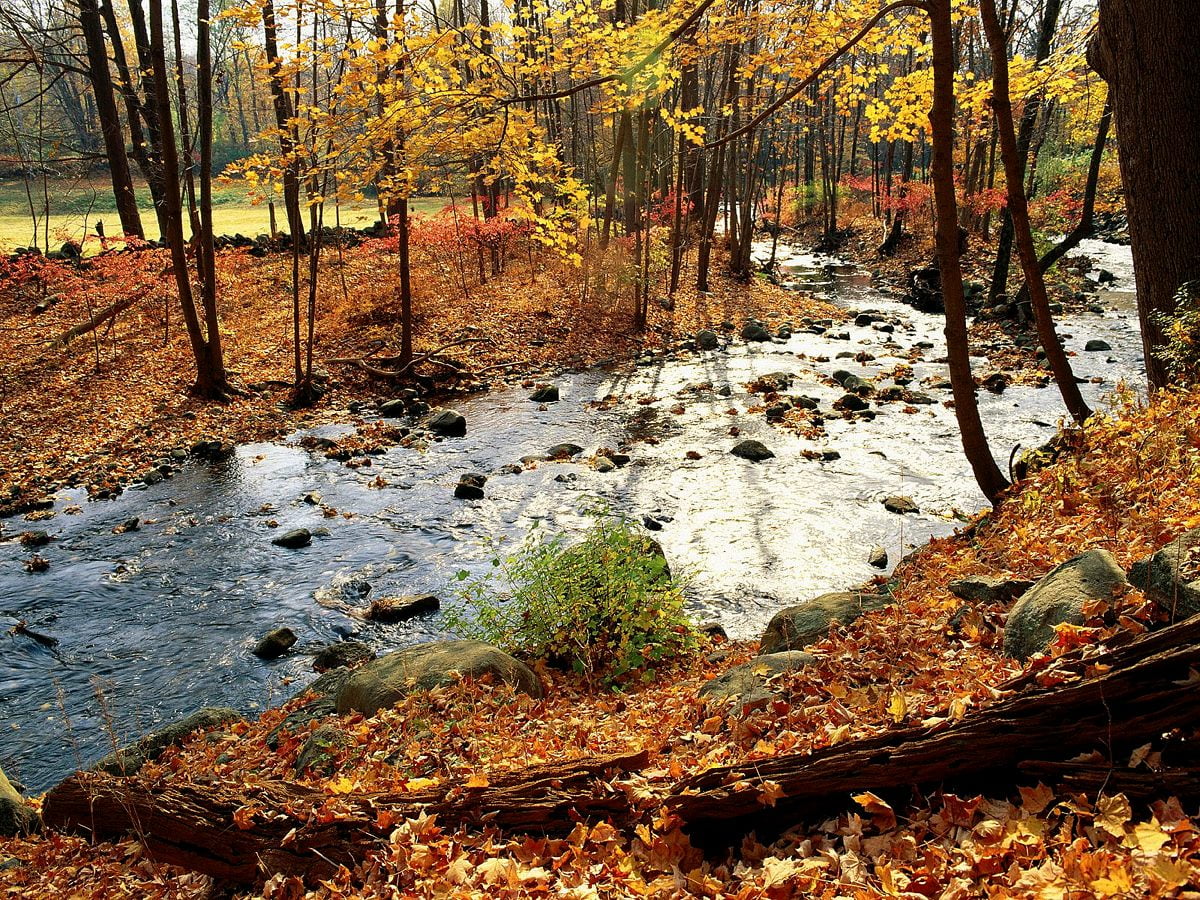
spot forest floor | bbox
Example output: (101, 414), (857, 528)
(0, 238), (837, 516)
(2, 375), (1198, 897)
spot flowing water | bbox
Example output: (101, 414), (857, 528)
(0, 241), (1144, 791)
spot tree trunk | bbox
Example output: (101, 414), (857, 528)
(670, 611), (1200, 842)
(928, 0), (1008, 504)
(77, 0), (143, 239)
(1013, 94), (1112, 304)
(1090, 0), (1200, 389)
(987, 0), (1061, 306)
(148, 0), (224, 398)
(43, 750), (649, 884)
(979, 0), (1090, 425)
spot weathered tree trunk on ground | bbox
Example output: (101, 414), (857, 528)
(43, 749), (648, 884)
(670, 611), (1200, 841)
(928, 0), (1009, 504)
(1090, 0), (1200, 389)
(979, 0), (1090, 425)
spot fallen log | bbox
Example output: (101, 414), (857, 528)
(669, 612), (1200, 842)
(1018, 760), (1200, 804)
(43, 748), (649, 884)
(55, 294), (141, 345)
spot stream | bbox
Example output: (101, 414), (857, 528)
(0, 240), (1144, 791)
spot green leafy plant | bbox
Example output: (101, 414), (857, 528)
(1153, 281), (1200, 382)
(444, 509), (696, 682)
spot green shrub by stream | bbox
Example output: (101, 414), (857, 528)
(445, 510), (696, 682)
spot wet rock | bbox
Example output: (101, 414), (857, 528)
(868, 546), (888, 569)
(760, 592), (892, 653)
(0, 768), (39, 837)
(294, 724), (349, 776)
(313, 641), (375, 673)
(835, 393), (869, 412)
(1085, 339), (1112, 352)
(753, 371), (794, 393)
(91, 707), (243, 776)
(378, 398), (408, 417)
(267, 668), (355, 747)
(696, 330), (720, 350)
(497, 463), (524, 475)
(948, 575), (1035, 605)
(698, 621), (727, 640)
(427, 408), (467, 437)
(454, 473), (487, 500)
(336, 640), (544, 716)
(254, 627), (297, 659)
(272, 528), (312, 549)
(112, 517), (140, 534)
(882, 495), (919, 515)
(302, 491), (323, 506)
(19, 530), (51, 548)
(594, 456), (617, 473)
(699, 651), (816, 706)
(731, 439), (774, 462)
(741, 321), (773, 342)
(1004, 549), (1127, 660)
(981, 372), (1010, 394)
(529, 384), (559, 403)
(1129, 527), (1200, 621)
(363, 593), (441, 624)
(642, 515), (664, 531)
(545, 442), (584, 460)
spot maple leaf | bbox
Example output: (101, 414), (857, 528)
(1095, 793), (1132, 838)
(852, 791), (897, 830)
(758, 780), (786, 807)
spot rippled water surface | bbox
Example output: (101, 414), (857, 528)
(0, 242), (1144, 790)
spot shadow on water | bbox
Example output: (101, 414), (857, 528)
(0, 240), (1145, 790)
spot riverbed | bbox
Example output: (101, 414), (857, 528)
(0, 242), (1144, 791)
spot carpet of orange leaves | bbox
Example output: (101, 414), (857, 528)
(4, 389), (1200, 896)
(0, 241), (836, 511)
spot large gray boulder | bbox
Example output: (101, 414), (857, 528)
(0, 767), (39, 837)
(1129, 528), (1200, 622)
(700, 651), (816, 706)
(1003, 549), (1127, 660)
(336, 640), (544, 716)
(92, 706), (244, 776)
(427, 408), (467, 437)
(759, 592), (892, 654)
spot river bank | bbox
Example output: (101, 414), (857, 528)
(3, 379), (1199, 897)
(0, 235), (1145, 793)
(0, 240), (836, 517)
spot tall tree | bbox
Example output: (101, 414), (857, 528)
(979, 0), (1090, 425)
(928, 0), (1009, 504)
(76, 0), (143, 239)
(1091, 0), (1200, 389)
(148, 0), (228, 398)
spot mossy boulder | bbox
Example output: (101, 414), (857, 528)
(91, 706), (243, 776)
(700, 651), (816, 706)
(760, 592), (892, 654)
(1129, 528), (1200, 622)
(335, 640), (544, 716)
(1003, 549), (1127, 660)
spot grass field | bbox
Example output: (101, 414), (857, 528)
(0, 177), (449, 251)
